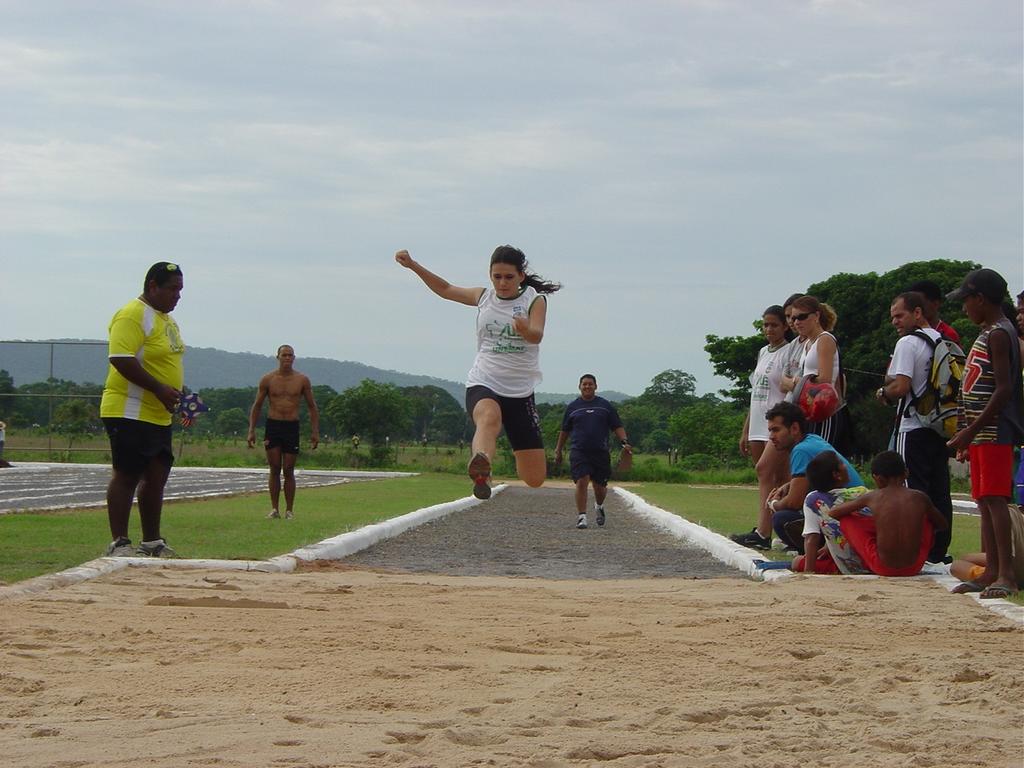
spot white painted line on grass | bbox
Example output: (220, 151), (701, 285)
(614, 487), (791, 583)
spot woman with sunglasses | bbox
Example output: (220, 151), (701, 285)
(782, 295), (848, 449)
(732, 304), (795, 550)
(395, 245), (561, 500)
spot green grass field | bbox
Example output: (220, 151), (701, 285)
(0, 473), (467, 585)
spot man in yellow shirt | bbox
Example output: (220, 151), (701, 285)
(99, 262), (185, 558)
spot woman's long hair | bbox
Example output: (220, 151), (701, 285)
(490, 245), (562, 294)
(792, 295), (837, 332)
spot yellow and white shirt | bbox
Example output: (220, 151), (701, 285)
(100, 298), (185, 425)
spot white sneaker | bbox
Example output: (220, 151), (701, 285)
(137, 539), (177, 558)
(267, 509), (280, 519)
(595, 507), (606, 527)
(104, 537), (135, 557)
(576, 514), (588, 529)
(284, 510), (293, 520)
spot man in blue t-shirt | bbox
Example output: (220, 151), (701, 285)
(554, 374), (631, 529)
(763, 401), (863, 553)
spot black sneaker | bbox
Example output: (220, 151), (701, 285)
(730, 528), (771, 550)
(595, 507), (606, 527)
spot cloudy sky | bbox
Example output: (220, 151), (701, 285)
(2, 1), (1021, 396)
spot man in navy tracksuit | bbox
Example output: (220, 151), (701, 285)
(554, 374), (631, 529)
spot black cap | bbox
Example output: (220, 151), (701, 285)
(946, 268), (1008, 304)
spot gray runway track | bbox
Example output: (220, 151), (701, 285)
(0, 463), (399, 513)
(333, 486), (740, 580)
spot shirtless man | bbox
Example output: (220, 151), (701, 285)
(823, 451), (949, 576)
(247, 345), (320, 519)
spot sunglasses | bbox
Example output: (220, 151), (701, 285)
(791, 311), (816, 322)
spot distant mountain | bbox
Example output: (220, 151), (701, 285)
(0, 340), (631, 406)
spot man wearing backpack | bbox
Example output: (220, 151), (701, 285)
(877, 291), (955, 563)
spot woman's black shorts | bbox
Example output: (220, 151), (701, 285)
(465, 386), (544, 451)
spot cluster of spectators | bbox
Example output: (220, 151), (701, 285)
(732, 269), (1024, 600)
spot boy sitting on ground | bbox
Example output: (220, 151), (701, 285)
(797, 451), (949, 576)
(793, 451), (868, 574)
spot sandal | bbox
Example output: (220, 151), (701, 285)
(951, 580), (985, 594)
(979, 584), (1018, 600)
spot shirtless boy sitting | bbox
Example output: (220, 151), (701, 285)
(247, 345), (320, 519)
(804, 450), (949, 576)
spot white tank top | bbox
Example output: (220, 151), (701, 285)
(466, 286), (544, 398)
(799, 331), (840, 384)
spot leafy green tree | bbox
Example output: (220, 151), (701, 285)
(668, 398), (745, 462)
(615, 401), (661, 452)
(10, 379), (102, 428)
(640, 369), (697, 412)
(401, 385), (465, 443)
(0, 369), (14, 420)
(216, 407), (250, 436)
(703, 328), (765, 403)
(310, 384), (339, 438)
(325, 379), (411, 445)
(52, 398), (99, 453)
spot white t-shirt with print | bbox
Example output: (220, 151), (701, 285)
(466, 286), (543, 398)
(748, 343), (789, 441)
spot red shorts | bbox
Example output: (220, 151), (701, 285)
(968, 443), (1014, 500)
(792, 551), (840, 575)
(839, 515), (933, 577)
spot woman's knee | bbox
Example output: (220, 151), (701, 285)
(516, 450), (547, 487)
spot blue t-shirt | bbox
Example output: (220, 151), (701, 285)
(561, 396), (623, 452)
(790, 433), (863, 487)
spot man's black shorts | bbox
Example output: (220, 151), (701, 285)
(264, 418), (301, 454)
(465, 386), (543, 451)
(102, 417), (173, 474)
(570, 448), (612, 486)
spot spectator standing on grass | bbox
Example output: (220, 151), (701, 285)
(395, 246), (560, 500)
(761, 401), (863, 554)
(876, 291), (955, 564)
(946, 269), (1024, 599)
(781, 295), (852, 454)
(731, 304), (793, 550)
(0, 420), (6, 461)
(907, 279), (961, 345)
(99, 262), (184, 558)
(247, 344), (320, 520)
(554, 374), (631, 530)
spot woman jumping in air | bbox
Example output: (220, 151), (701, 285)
(395, 246), (561, 499)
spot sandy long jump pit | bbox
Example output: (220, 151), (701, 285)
(1, 486), (1022, 767)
